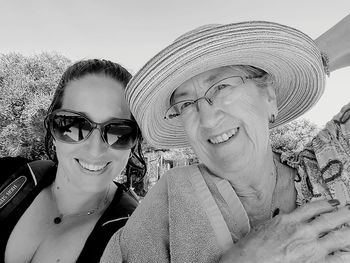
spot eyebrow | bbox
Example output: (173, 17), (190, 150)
(170, 90), (190, 104)
(67, 110), (126, 122)
(170, 73), (221, 103)
(205, 74), (219, 84)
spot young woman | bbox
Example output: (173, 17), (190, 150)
(0, 59), (145, 263)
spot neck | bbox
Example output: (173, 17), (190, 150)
(223, 149), (276, 205)
(52, 171), (114, 216)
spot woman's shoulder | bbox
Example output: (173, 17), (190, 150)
(123, 164), (202, 218)
(107, 184), (139, 215)
(118, 188), (139, 212)
(140, 164), (201, 196)
(0, 159), (56, 217)
(163, 163), (202, 180)
(0, 157), (56, 185)
(0, 156), (32, 181)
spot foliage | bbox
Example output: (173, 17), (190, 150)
(142, 139), (198, 162)
(162, 147), (198, 163)
(270, 119), (320, 153)
(0, 52), (71, 159)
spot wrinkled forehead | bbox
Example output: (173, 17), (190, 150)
(170, 66), (242, 103)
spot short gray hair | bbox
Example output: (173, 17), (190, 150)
(229, 65), (274, 89)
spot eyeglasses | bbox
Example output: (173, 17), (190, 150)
(164, 75), (262, 120)
(45, 109), (139, 150)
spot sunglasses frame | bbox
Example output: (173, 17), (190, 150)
(45, 109), (139, 150)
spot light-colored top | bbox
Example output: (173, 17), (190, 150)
(100, 102), (350, 263)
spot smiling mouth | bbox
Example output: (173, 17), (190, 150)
(208, 127), (240, 144)
(76, 159), (109, 172)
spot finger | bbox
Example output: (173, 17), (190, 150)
(291, 199), (340, 222)
(319, 227), (350, 255)
(310, 206), (350, 237)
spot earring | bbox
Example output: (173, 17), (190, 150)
(269, 114), (275, 124)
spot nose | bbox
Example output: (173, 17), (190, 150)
(197, 99), (223, 128)
(84, 128), (108, 157)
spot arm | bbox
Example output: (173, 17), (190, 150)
(298, 14), (350, 205)
(315, 14), (350, 72)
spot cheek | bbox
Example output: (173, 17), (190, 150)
(225, 93), (270, 148)
(109, 150), (131, 170)
(181, 116), (206, 149)
(55, 141), (76, 161)
(224, 92), (268, 123)
(182, 120), (210, 159)
(181, 116), (197, 137)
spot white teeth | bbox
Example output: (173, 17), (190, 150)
(209, 128), (239, 144)
(78, 160), (107, 171)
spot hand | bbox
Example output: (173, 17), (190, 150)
(219, 200), (350, 263)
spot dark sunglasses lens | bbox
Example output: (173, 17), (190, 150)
(105, 123), (137, 149)
(51, 113), (92, 142)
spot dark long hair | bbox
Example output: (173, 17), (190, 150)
(44, 59), (146, 185)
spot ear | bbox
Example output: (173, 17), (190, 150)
(264, 85), (278, 118)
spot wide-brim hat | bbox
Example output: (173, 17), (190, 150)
(126, 21), (326, 149)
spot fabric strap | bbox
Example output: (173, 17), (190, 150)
(210, 174), (251, 238)
(0, 160), (55, 221)
(187, 165), (234, 253)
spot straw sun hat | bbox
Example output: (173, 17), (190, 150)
(126, 21), (327, 149)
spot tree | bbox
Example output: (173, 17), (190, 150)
(270, 118), (320, 153)
(0, 52), (71, 159)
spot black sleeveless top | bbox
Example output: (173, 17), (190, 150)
(0, 158), (138, 263)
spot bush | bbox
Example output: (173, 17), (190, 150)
(0, 52), (71, 159)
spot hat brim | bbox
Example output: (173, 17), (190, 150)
(126, 21), (326, 149)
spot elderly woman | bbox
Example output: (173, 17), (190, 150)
(101, 16), (350, 262)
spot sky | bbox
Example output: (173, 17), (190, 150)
(1, 0), (350, 126)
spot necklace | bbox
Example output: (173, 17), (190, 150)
(51, 183), (111, 224)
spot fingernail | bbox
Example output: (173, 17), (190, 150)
(328, 199), (340, 206)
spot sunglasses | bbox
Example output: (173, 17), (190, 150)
(45, 109), (139, 150)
